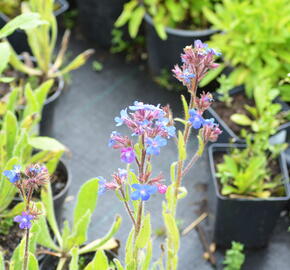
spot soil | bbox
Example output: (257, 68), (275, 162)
(213, 150), (285, 198)
(41, 250), (117, 270)
(212, 92), (254, 135)
(0, 222), (23, 262)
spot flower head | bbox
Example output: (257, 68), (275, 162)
(157, 184), (167, 194)
(3, 165), (21, 183)
(188, 109), (204, 129)
(14, 212), (34, 229)
(146, 136), (167, 155)
(129, 101), (162, 112)
(114, 108), (128, 126)
(98, 176), (118, 195)
(24, 164), (49, 189)
(202, 121), (222, 142)
(121, 147), (135, 163)
(130, 184), (157, 201)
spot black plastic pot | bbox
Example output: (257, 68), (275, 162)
(76, 0), (128, 48)
(204, 86), (290, 144)
(39, 76), (64, 136)
(14, 160), (71, 225)
(144, 14), (219, 78)
(0, 0), (69, 54)
(208, 143), (290, 248)
(40, 249), (117, 269)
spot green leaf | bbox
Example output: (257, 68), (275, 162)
(141, 240), (152, 270)
(2, 202), (25, 218)
(84, 250), (109, 270)
(128, 5), (145, 38)
(115, 0), (138, 27)
(73, 178), (99, 226)
(136, 214), (151, 249)
(34, 79), (54, 108)
(113, 258), (124, 270)
(28, 137), (67, 151)
(41, 182), (62, 246)
(177, 131), (186, 161)
(4, 111), (18, 158)
(199, 64), (224, 87)
(181, 95), (189, 120)
(69, 247), (79, 270)
(0, 42), (10, 75)
(27, 253), (39, 270)
(0, 252), (4, 270)
(92, 61), (103, 72)
(163, 212), (179, 252)
(66, 210), (92, 248)
(79, 216), (121, 254)
(170, 162), (177, 183)
(0, 13), (46, 39)
(230, 114), (252, 126)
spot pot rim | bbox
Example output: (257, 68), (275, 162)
(208, 143), (290, 201)
(0, 0), (69, 22)
(144, 13), (219, 37)
(16, 55), (65, 109)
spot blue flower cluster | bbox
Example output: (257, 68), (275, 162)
(188, 109), (215, 129)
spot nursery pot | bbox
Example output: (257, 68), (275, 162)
(144, 14), (219, 78)
(208, 143), (290, 248)
(0, 0), (69, 54)
(204, 86), (290, 144)
(76, 0), (128, 48)
(14, 160), (71, 225)
(39, 76), (65, 136)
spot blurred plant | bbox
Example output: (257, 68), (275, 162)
(0, 81), (66, 239)
(204, 0), (290, 99)
(223, 241), (245, 270)
(111, 28), (146, 62)
(217, 85), (288, 198)
(62, 9), (78, 30)
(92, 61), (103, 72)
(8, 0), (94, 88)
(2, 163), (49, 270)
(216, 74), (233, 107)
(115, 0), (219, 40)
(0, 0), (19, 17)
(278, 73), (290, 102)
(36, 178), (121, 269)
(230, 83), (289, 136)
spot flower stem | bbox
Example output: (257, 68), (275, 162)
(23, 229), (30, 270)
(182, 151), (200, 177)
(120, 188), (136, 228)
(56, 257), (67, 270)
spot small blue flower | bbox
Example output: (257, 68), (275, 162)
(118, 168), (127, 178)
(180, 69), (195, 84)
(130, 184), (157, 201)
(14, 212), (34, 229)
(3, 165), (21, 183)
(108, 131), (120, 147)
(146, 136), (167, 155)
(204, 118), (215, 126)
(206, 48), (222, 57)
(98, 177), (107, 195)
(194, 39), (208, 49)
(114, 108), (128, 126)
(129, 101), (161, 111)
(188, 109), (204, 129)
(164, 126), (176, 138)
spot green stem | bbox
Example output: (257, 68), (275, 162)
(56, 257), (67, 270)
(23, 229), (30, 270)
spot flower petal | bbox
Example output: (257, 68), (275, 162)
(130, 190), (141, 200)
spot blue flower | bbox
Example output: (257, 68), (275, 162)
(3, 165), (21, 183)
(164, 126), (176, 138)
(146, 136), (167, 155)
(130, 184), (157, 201)
(121, 147), (135, 163)
(194, 39), (208, 49)
(188, 109), (204, 129)
(180, 70), (195, 84)
(206, 48), (222, 57)
(129, 101), (161, 111)
(108, 131), (121, 147)
(98, 177), (107, 195)
(14, 212), (34, 229)
(114, 108), (128, 126)
(204, 118), (215, 126)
